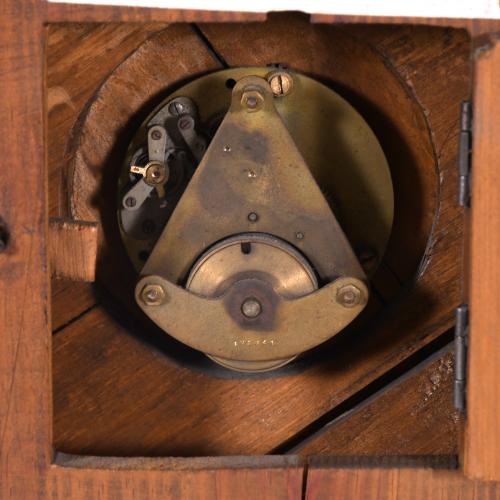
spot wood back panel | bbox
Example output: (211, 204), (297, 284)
(292, 345), (460, 456)
(51, 19), (469, 458)
(0, 0), (499, 496)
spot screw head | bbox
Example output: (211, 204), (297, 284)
(241, 89), (264, 112)
(248, 212), (259, 222)
(168, 100), (186, 116)
(241, 297), (262, 318)
(295, 231), (304, 240)
(145, 161), (168, 185)
(151, 129), (162, 140)
(178, 116), (193, 131)
(336, 284), (363, 308)
(141, 284), (165, 306)
(268, 72), (293, 97)
(125, 196), (137, 208)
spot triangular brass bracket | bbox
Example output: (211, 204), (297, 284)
(142, 76), (365, 284)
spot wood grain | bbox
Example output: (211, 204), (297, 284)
(55, 305), (363, 456)
(0, 0), (50, 498)
(47, 22), (168, 218)
(52, 20), (470, 457)
(52, 309), (454, 457)
(465, 35), (500, 481)
(47, 23), (170, 330)
(49, 455), (304, 500)
(67, 24), (222, 310)
(51, 279), (97, 331)
(1, 10), (303, 496)
(293, 345), (460, 456)
(49, 218), (98, 281)
(43, 2), (500, 37)
(310, 15), (500, 37)
(46, 2), (267, 22)
(3, 8), (304, 498)
(1, 2), (499, 498)
(305, 463), (500, 500)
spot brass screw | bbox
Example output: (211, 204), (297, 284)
(268, 72), (293, 97)
(336, 284), (362, 308)
(241, 297), (262, 318)
(248, 212), (259, 222)
(141, 284), (166, 306)
(241, 90), (264, 112)
(145, 161), (167, 185)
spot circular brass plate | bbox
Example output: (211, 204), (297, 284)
(119, 68), (393, 275)
(186, 233), (318, 372)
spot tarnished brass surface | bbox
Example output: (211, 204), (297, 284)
(186, 233), (318, 371)
(120, 69), (397, 371)
(119, 68), (393, 275)
(186, 233), (318, 298)
(142, 76), (365, 284)
(134, 75), (370, 368)
(135, 274), (368, 362)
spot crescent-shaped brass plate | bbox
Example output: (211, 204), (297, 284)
(135, 274), (368, 362)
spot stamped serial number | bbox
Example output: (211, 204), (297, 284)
(233, 338), (277, 347)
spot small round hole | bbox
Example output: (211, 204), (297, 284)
(225, 78), (236, 89)
(240, 242), (251, 255)
(138, 250), (150, 262)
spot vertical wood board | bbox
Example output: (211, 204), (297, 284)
(465, 35), (500, 481)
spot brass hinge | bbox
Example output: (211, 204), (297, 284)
(454, 304), (469, 412)
(458, 100), (472, 207)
